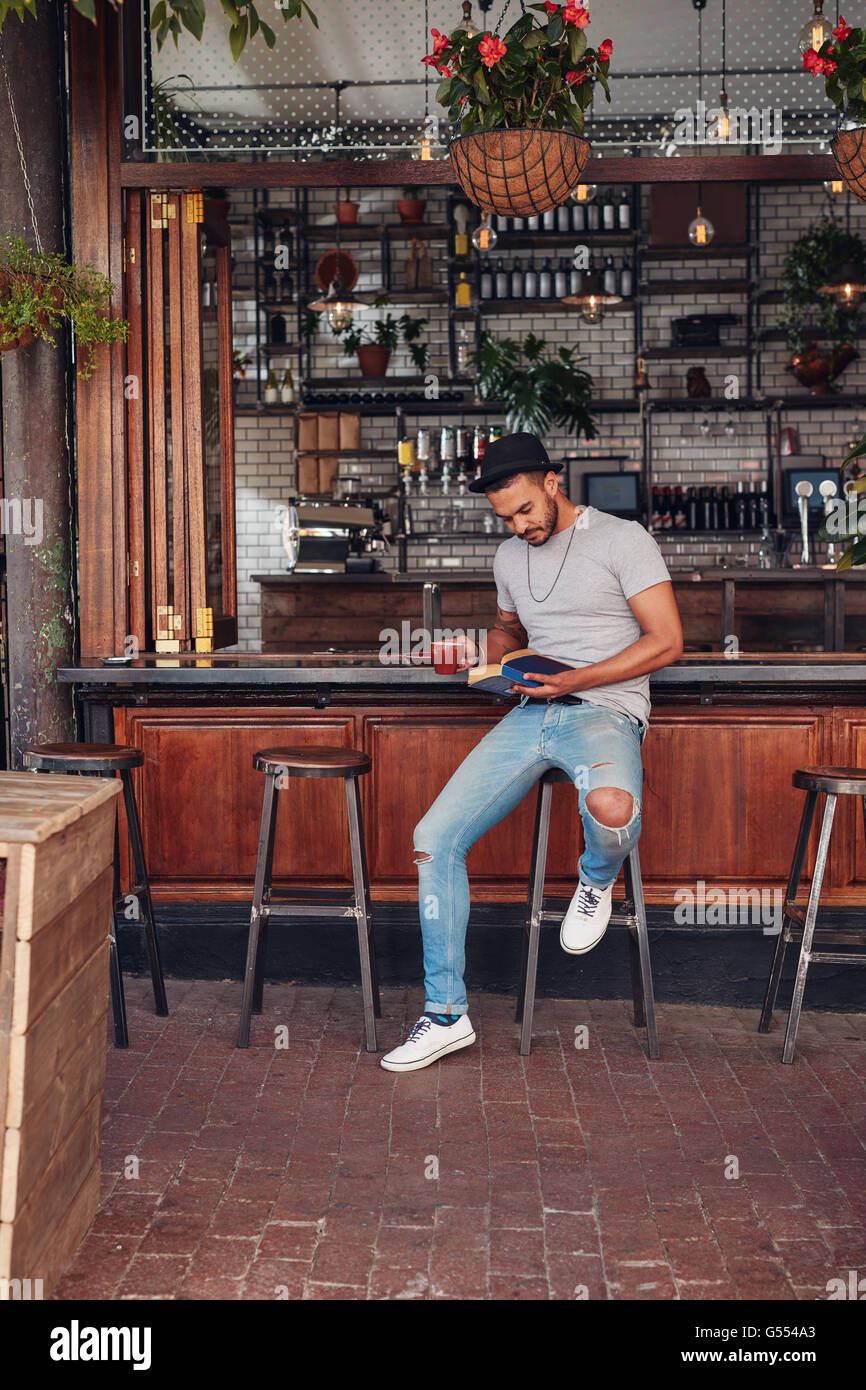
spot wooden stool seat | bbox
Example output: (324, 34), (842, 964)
(253, 746), (371, 779)
(22, 742), (144, 774)
(238, 745), (379, 1050)
(793, 766), (866, 795)
(22, 740), (167, 1048)
(760, 765), (866, 1063)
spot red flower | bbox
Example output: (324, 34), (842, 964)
(821, 56), (838, 74)
(566, 69), (589, 84)
(803, 46), (822, 71)
(478, 32), (507, 67)
(430, 27), (449, 57)
(597, 37), (613, 60)
(545, 1), (559, 12)
(563, 3), (590, 26)
(422, 53), (450, 72)
(833, 16), (852, 42)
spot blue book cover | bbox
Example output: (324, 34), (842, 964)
(467, 649), (577, 696)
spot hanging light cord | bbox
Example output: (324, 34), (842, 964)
(495, 0), (527, 36)
(0, 40), (42, 253)
(721, 0), (726, 91)
(697, 5), (703, 108)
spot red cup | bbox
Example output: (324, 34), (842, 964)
(431, 641), (460, 675)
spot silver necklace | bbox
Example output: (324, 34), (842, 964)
(526, 509), (583, 603)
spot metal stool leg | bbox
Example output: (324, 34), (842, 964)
(781, 792), (836, 1064)
(623, 846), (659, 1060)
(238, 771), (280, 1048)
(109, 810), (129, 1048)
(516, 776), (546, 1025)
(519, 777), (553, 1057)
(759, 788), (817, 1034)
(119, 768), (168, 1017)
(345, 774), (378, 1052)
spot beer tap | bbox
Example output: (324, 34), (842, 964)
(795, 479), (813, 566)
(819, 478), (839, 566)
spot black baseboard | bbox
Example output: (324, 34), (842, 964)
(118, 902), (866, 1014)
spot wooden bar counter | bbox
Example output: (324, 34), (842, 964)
(0, 773), (119, 1297)
(60, 652), (866, 908)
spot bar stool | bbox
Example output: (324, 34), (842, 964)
(515, 767), (659, 1059)
(759, 765), (866, 1064)
(21, 742), (168, 1049)
(238, 745), (380, 1051)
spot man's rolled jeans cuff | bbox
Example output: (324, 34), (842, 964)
(425, 1002), (468, 1017)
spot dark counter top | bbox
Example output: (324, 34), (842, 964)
(59, 651), (866, 690)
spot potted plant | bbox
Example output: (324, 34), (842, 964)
(334, 188), (360, 225)
(804, 14), (866, 200)
(778, 215), (864, 394)
(423, 4), (612, 215)
(336, 298), (429, 378)
(474, 329), (597, 439)
(396, 187), (427, 224)
(0, 235), (128, 379)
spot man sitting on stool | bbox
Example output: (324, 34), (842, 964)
(381, 432), (683, 1073)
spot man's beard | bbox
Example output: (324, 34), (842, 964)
(525, 493), (559, 546)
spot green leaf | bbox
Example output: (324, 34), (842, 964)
(568, 28), (587, 64)
(301, 1), (318, 26)
(461, 109), (478, 135)
(548, 14), (563, 43)
(219, 0), (240, 21)
(259, 18), (275, 47)
(436, 77), (454, 105)
(229, 15), (247, 60)
(504, 12), (534, 43)
(474, 68), (490, 104)
(181, 2), (204, 40)
(247, 3), (259, 39)
(523, 30), (547, 49)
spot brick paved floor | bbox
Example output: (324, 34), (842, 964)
(52, 980), (866, 1301)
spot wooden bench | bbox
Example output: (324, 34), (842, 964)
(0, 772), (120, 1298)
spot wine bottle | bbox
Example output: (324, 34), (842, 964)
(603, 255), (617, 296)
(602, 189), (616, 231)
(542, 208), (556, 232)
(495, 261), (509, 299)
(554, 258), (569, 298)
(617, 188), (632, 230)
(746, 485), (759, 529)
(511, 258), (524, 298)
(758, 480), (770, 526)
(619, 255), (633, 299)
(651, 486), (662, 529)
(572, 200), (586, 232)
(719, 485), (731, 529)
(264, 369), (279, 405)
(538, 258), (553, 299)
(569, 263), (582, 295)
(586, 200), (600, 232)
(557, 203), (571, 232)
(280, 367), (295, 405)
(662, 485), (673, 528)
(673, 486), (687, 529)
(480, 259), (494, 300)
(708, 486), (720, 530)
(523, 258), (538, 298)
(700, 485), (712, 530)
(686, 485), (698, 530)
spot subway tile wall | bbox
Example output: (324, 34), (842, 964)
(228, 180), (866, 650)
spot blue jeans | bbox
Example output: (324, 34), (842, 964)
(412, 700), (646, 1016)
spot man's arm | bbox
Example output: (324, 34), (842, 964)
(509, 581), (683, 696)
(456, 604), (527, 671)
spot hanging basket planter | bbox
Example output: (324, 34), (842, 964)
(450, 127), (591, 217)
(831, 127), (866, 202)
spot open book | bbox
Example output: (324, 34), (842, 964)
(467, 648), (577, 696)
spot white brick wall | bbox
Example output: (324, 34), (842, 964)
(227, 179), (866, 649)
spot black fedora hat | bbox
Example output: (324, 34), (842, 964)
(467, 431), (562, 494)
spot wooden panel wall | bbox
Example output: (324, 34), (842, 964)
(112, 700), (864, 905)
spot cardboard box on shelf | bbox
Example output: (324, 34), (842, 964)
(318, 456), (339, 494)
(339, 411), (362, 450)
(297, 455), (319, 494)
(297, 413), (318, 452)
(317, 412), (341, 452)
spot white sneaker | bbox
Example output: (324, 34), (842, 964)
(560, 879), (614, 955)
(380, 1013), (476, 1072)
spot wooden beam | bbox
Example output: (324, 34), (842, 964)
(119, 153), (837, 189)
(69, 1), (127, 656)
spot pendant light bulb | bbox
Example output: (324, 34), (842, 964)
(713, 90), (731, 143)
(455, 1), (479, 37)
(688, 207), (715, 247)
(471, 214), (498, 252)
(571, 182), (598, 204)
(798, 0), (831, 55)
(819, 260), (866, 309)
(824, 178), (846, 198)
(308, 275), (361, 333)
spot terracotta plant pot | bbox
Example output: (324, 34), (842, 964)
(356, 345), (391, 378)
(788, 342), (859, 395)
(334, 201), (360, 226)
(449, 126), (591, 217)
(832, 127), (866, 203)
(396, 198), (426, 224)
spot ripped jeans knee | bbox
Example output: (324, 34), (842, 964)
(582, 787), (641, 848)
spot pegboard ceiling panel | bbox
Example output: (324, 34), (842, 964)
(143, 0), (844, 156)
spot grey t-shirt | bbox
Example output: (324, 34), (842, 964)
(493, 506), (672, 724)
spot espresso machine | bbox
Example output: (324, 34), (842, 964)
(283, 497), (388, 573)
